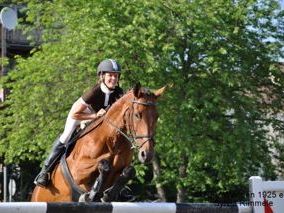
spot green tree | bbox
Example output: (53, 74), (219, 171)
(153, 0), (284, 202)
(0, 0), (283, 202)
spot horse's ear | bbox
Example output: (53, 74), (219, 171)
(154, 85), (168, 97)
(133, 82), (142, 98)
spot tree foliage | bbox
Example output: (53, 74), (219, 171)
(1, 0), (284, 202)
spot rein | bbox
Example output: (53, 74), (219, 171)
(104, 99), (156, 150)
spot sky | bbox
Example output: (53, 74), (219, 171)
(280, 0), (284, 62)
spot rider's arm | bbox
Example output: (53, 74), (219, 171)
(70, 98), (98, 120)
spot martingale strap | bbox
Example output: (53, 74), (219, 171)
(60, 154), (86, 201)
(104, 117), (136, 149)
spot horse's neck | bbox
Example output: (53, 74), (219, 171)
(96, 93), (132, 141)
(105, 92), (132, 124)
(69, 93), (132, 159)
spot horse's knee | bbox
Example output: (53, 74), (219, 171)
(122, 166), (136, 179)
(98, 159), (111, 173)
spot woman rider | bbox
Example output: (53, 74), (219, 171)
(34, 59), (123, 187)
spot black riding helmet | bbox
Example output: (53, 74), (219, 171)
(97, 59), (121, 76)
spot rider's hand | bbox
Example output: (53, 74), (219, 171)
(96, 109), (106, 117)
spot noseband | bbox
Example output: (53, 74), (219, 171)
(105, 99), (157, 150)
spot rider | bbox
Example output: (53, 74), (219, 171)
(34, 59), (123, 187)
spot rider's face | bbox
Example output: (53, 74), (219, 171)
(103, 72), (119, 89)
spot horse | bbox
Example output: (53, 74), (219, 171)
(31, 83), (166, 202)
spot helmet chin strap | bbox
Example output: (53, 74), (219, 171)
(103, 81), (115, 91)
(100, 72), (120, 90)
(101, 75), (117, 91)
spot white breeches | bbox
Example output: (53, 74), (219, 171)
(59, 102), (92, 144)
(59, 115), (81, 144)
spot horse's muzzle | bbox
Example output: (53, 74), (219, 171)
(138, 150), (154, 164)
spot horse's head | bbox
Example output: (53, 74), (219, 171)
(126, 83), (166, 163)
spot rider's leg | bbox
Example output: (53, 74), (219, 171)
(34, 115), (80, 187)
(34, 137), (65, 187)
(59, 113), (82, 144)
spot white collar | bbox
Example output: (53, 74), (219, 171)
(100, 82), (114, 95)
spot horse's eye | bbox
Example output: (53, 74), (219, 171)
(134, 113), (142, 120)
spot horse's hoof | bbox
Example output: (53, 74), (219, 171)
(101, 189), (112, 203)
(101, 194), (110, 203)
(123, 166), (136, 179)
(78, 193), (91, 203)
(98, 159), (111, 173)
(100, 197), (107, 203)
(101, 195), (112, 203)
(119, 186), (136, 202)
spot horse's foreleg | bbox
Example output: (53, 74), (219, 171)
(79, 159), (110, 202)
(89, 159), (111, 200)
(101, 165), (135, 202)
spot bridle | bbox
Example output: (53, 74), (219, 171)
(104, 98), (157, 150)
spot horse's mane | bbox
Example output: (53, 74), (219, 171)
(106, 89), (132, 114)
(106, 86), (155, 115)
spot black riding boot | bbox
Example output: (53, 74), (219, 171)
(34, 137), (66, 187)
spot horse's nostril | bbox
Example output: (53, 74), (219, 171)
(141, 151), (146, 158)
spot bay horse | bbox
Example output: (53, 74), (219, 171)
(31, 83), (165, 202)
